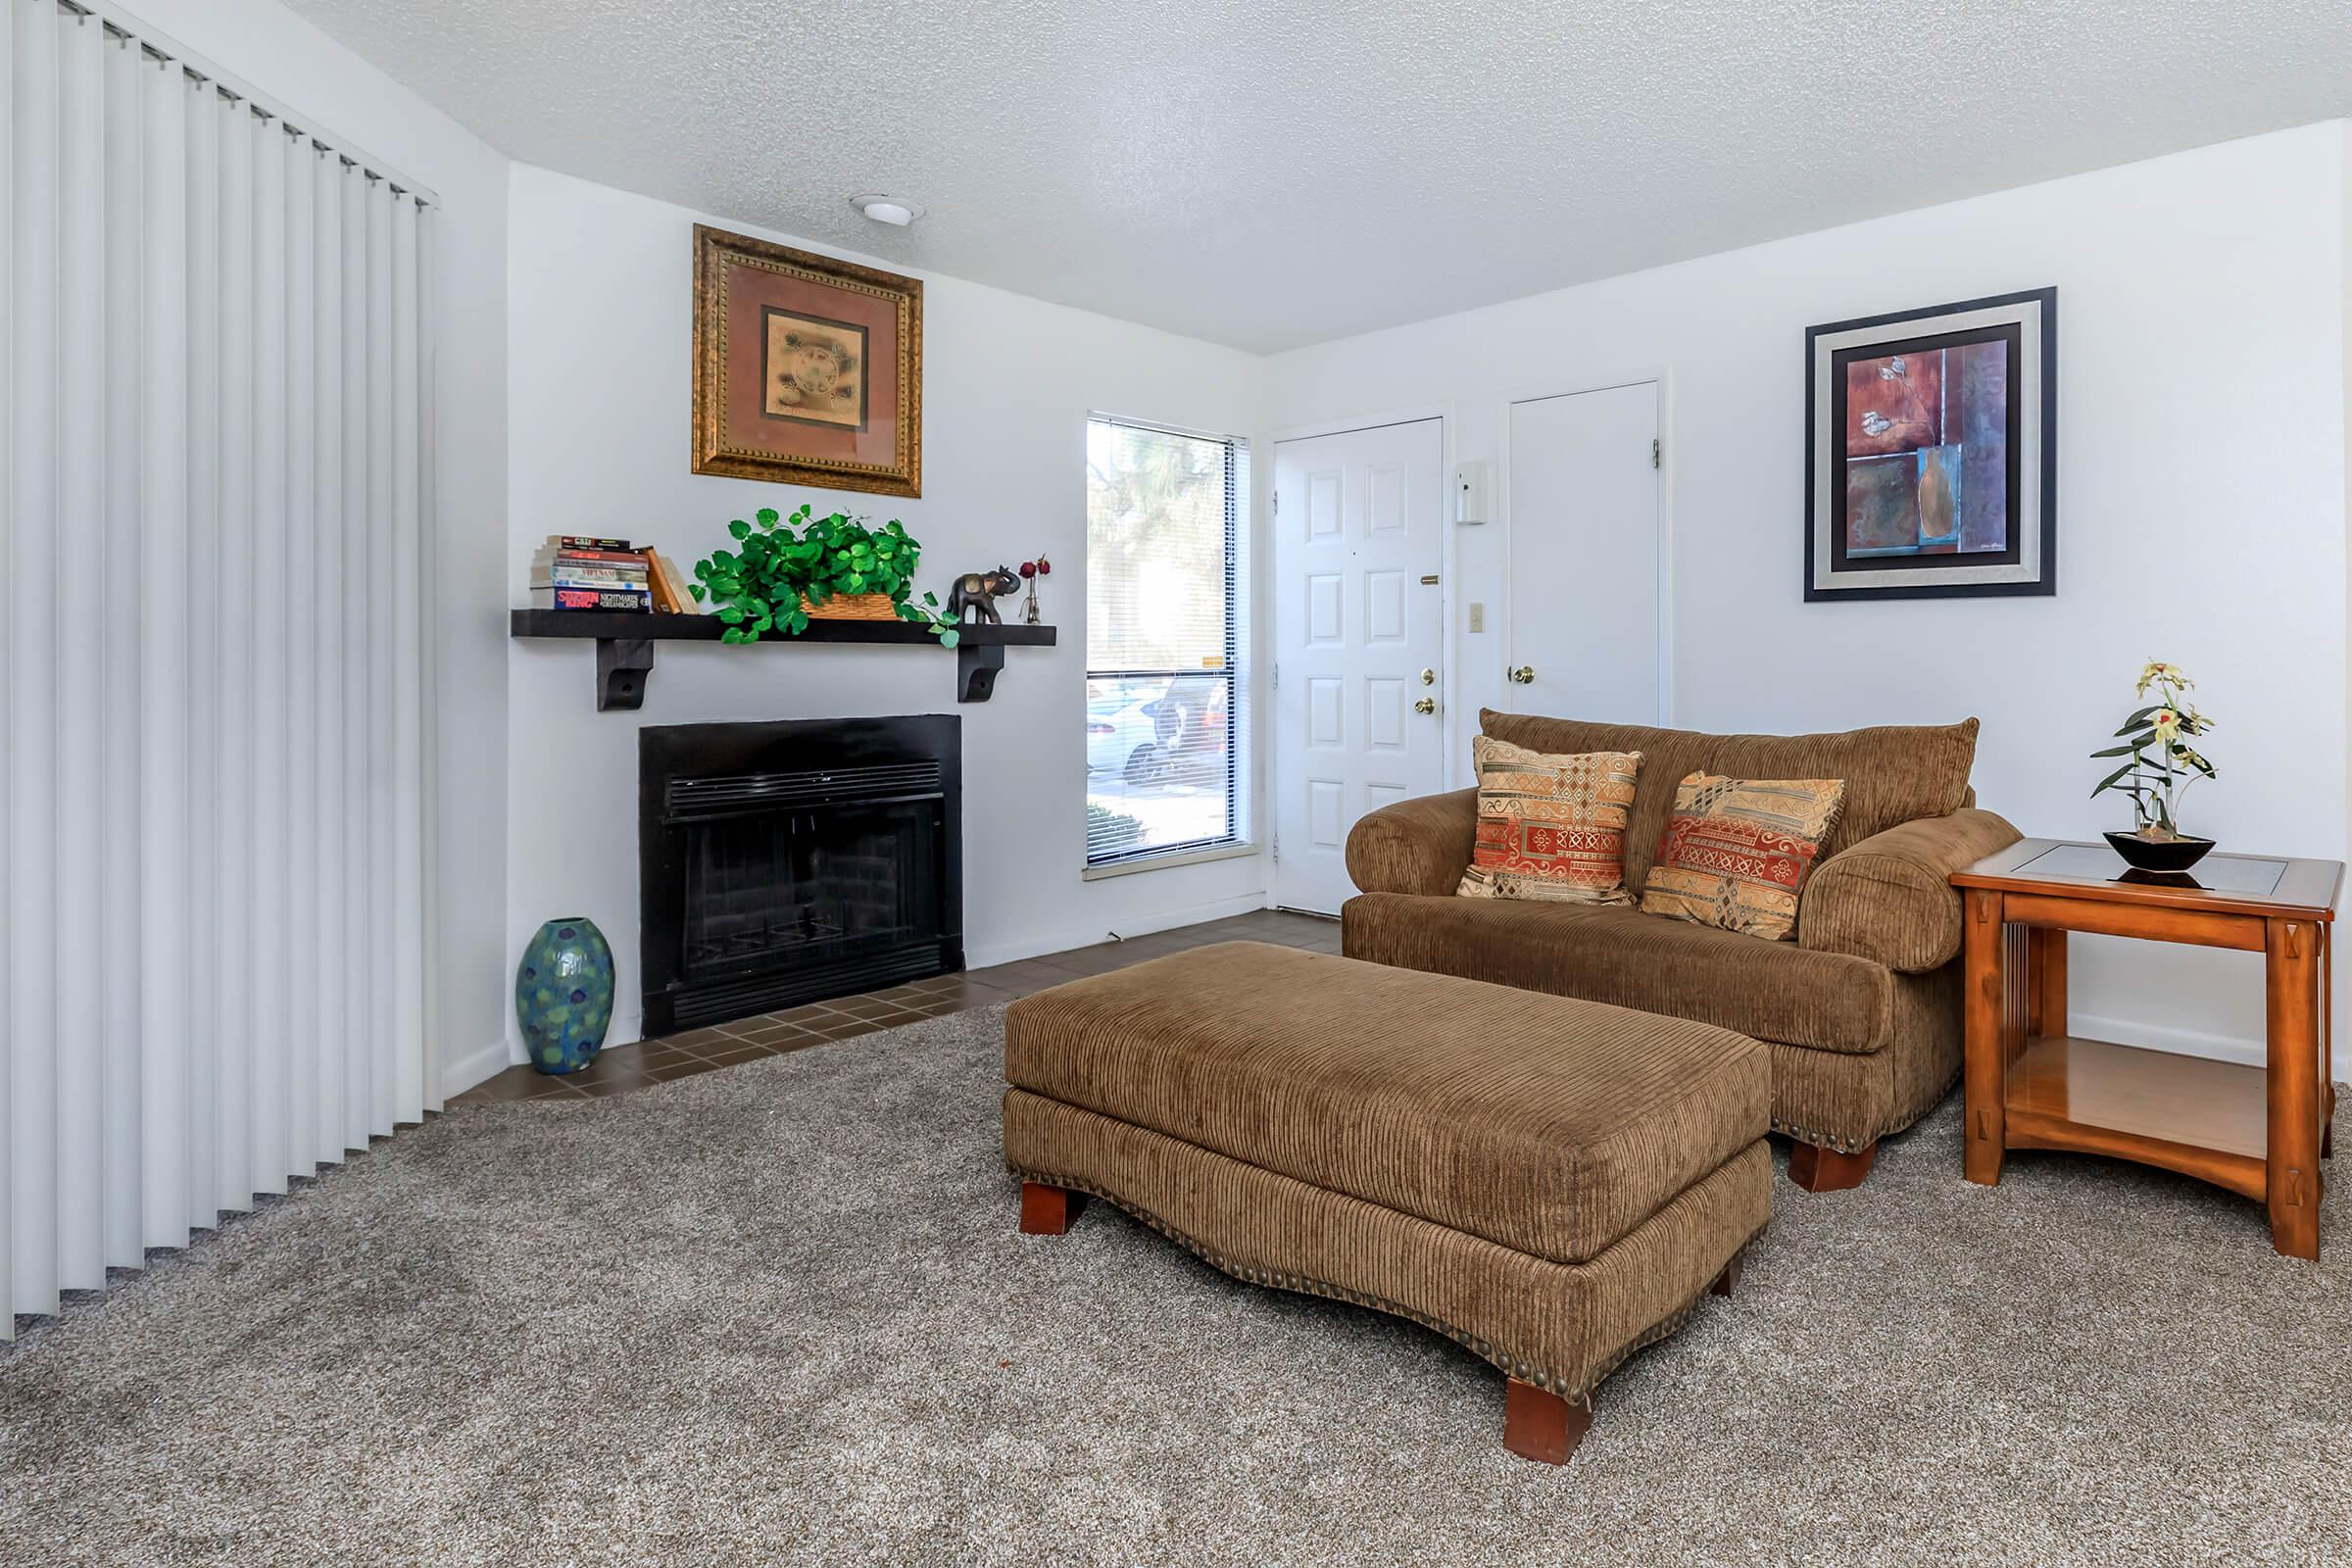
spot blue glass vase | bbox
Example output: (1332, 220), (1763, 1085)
(515, 917), (615, 1074)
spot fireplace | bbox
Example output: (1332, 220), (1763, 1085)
(639, 716), (961, 1035)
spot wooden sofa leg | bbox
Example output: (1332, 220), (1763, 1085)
(1710, 1250), (1742, 1297)
(1019, 1181), (1076, 1235)
(1502, 1378), (1592, 1466)
(1787, 1140), (1878, 1193)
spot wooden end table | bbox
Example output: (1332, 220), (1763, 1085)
(1950, 838), (2341, 1259)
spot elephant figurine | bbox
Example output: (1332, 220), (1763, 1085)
(947, 565), (1021, 624)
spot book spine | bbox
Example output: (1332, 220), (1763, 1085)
(650, 553), (696, 614)
(551, 534), (635, 552)
(534, 587), (651, 611)
(540, 553), (649, 570)
(660, 555), (702, 614)
(549, 546), (648, 564)
(533, 567), (649, 586)
(644, 553), (679, 613)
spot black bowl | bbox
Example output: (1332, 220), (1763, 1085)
(2103, 830), (2215, 873)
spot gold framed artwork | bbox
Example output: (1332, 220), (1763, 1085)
(691, 224), (923, 496)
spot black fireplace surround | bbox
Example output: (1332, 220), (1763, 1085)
(639, 715), (962, 1035)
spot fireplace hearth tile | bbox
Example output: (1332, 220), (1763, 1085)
(828, 997), (921, 1021)
(720, 1021), (822, 1048)
(652, 1028), (740, 1054)
(806, 1016), (888, 1042)
(452, 909), (1335, 1109)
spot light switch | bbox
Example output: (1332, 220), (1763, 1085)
(1467, 602), (1486, 633)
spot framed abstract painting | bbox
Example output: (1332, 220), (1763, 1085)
(692, 224), (923, 496)
(1804, 287), (2055, 601)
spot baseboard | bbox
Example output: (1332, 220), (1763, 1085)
(2068, 1011), (2348, 1083)
(964, 891), (1271, 969)
(441, 1037), (515, 1101)
(487, 1012), (646, 1078)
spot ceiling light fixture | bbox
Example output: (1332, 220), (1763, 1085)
(849, 193), (923, 226)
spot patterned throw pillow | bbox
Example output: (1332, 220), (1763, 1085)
(1639, 773), (1847, 941)
(1456, 738), (1643, 905)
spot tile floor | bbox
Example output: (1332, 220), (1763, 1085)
(453, 907), (1340, 1106)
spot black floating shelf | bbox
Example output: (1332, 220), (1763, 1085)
(509, 610), (1056, 710)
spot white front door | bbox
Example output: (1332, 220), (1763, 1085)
(1504, 383), (1663, 724)
(1272, 418), (1447, 914)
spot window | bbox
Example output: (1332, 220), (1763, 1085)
(1085, 416), (1250, 868)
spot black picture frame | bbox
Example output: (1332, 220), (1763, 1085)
(1803, 286), (2057, 602)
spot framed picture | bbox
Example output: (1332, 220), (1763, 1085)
(1804, 287), (2055, 601)
(692, 224), (922, 496)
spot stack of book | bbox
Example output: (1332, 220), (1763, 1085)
(529, 536), (696, 612)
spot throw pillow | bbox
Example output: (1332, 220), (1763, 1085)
(1639, 772), (1847, 941)
(1456, 737), (1642, 905)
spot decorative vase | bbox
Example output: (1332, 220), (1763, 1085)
(2103, 830), (2216, 874)
(800, 591), (900, 622)
(515, 917), (615, 1074)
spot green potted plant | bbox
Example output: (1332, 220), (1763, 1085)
(689, 504), (958, 647)
(2089, 660), (2217, 870)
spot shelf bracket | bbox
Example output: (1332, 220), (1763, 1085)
(596, 637), (655, 711)
(956, 641), (1006, 703)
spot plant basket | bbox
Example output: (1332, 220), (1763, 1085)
(800, 591), (900, 622)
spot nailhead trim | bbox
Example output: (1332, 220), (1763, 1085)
(1009, 1163), (1764, 1404)
(1773, 1063), (1963, 1154)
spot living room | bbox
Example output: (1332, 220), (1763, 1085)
(2, 0), (2348, 1561)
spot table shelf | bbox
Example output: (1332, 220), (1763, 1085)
(2004, 1035), (2269, 1200)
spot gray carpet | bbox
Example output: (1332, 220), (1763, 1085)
(4, 1006), (2348, 1566)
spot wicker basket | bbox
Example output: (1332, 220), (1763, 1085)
(800, 591), (901, 622)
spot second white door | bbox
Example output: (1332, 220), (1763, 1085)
(1272, 418), (1446, 915)
(1504, 382), (1663, 724)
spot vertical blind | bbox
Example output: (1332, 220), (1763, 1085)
(2, 0), (436, 1335)
(1084, 415), (1250, 865)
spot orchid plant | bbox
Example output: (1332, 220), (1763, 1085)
(2090, 661), (2217, 841)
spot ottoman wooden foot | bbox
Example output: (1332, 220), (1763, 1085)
(1710, 1250), (1741, 1296)
(1019, 1181), (1075, 1235)
(1503, 1378), (1592, 1466)
(1787, 1140), (1877, 1193)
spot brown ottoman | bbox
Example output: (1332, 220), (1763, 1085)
(1003, 941), (1771, 1464)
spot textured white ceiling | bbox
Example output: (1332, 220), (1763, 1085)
(286, 0), (2352, 353)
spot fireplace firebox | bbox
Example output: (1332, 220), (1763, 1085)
(639, 716), (961, 1035)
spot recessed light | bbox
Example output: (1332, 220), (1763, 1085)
(849, 193), (923, 227)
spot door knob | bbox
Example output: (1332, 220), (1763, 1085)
(1414, 697), (1437, 714)
(1507, 665), (1536, 684)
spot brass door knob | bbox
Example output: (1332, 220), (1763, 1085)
(1507, 665), (1536, 684)
(1414, 697), (1437, 714)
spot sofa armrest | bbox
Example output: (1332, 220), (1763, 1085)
(1344, 788), (1480, 897)
(1799, 808), (2022, 972)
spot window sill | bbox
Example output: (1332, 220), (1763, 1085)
(1081, 841), (1260, 881)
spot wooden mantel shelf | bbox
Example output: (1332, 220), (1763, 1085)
(509, 610), (1056, 710)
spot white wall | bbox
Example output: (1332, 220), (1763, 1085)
(1265, 122), (2352, 1069)
(86, 16), (2344, 1090)
(127, 0), (514, 1101)
(504, 166), (1265, 1057)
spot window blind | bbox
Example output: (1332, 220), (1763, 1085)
(1, 0), (437, 1334)
(1084, 415), (1250, 866)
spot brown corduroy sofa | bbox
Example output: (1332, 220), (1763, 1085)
(1342, 710), (2021, 1191)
